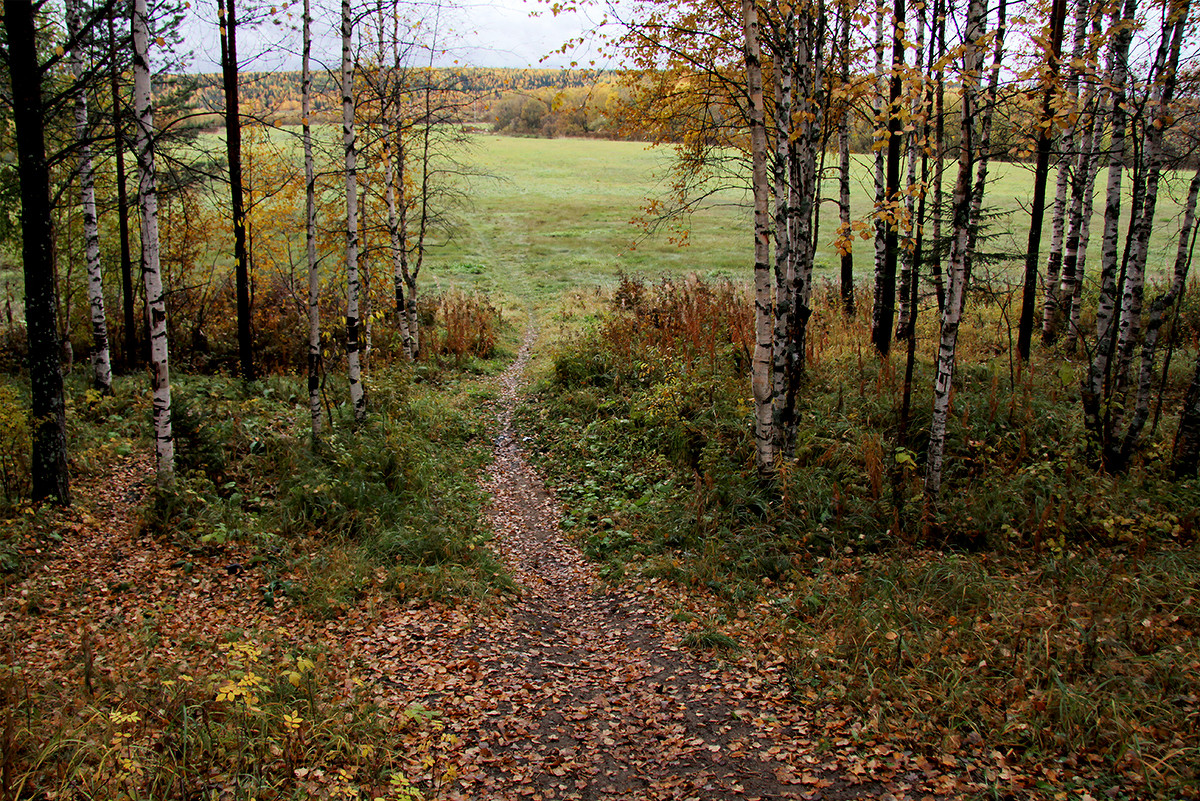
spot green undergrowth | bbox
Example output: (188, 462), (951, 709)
(1, 628), (459, 801)
(135, 361), (513, 608)
(517, 273), (1200, 796)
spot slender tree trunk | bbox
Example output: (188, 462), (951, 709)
(219, 0), (254, 381)
(1175, 349), (1200, 477)
(837, 0), (854, 317)
(1118, 167), (1200, 465)
(1060, 10), (1104, 352)
(1042, 0), (1091, 344)
(5, 0), (71, 504)
(303, 0), (322, 439)
(784, 1), (825, 453)
(1083, 0), (1135, 452)
(870, 3), (890, 352)
(343, 0), (366, 421)
(133, 0), (174, 484)
(895, 0), (925, 341)
(1016, 0), (1068, 360)
(1113, 2), (1188, 386)
(872, 0), (906, 354)
(925, 0), (984, 501)
(744, 0), (774, 475)
(928, 0), (948, 313)
(108, 15), (139, 370)
(771, 14), (795, 455)
(384, 11), (413, 356)
(69, 0), (113, 394)
(966, 0), (1005, 279)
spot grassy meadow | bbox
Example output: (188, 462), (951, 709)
(427, 134), (1192, 309)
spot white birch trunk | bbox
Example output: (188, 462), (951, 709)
(926, 0), (984, 500)
(744, 0), (774, 475)
(303, 0), (322, 437)
(343, 0), (366, 422)
(896, 0), (926, 340)
(771, 20), (794, 453)
(133, 0), (173, 482)
(1041, 0), (1091, 342)
(1113, 3), (1188, 385)
(1119, 167), (1200, 462)
(68, 0), (112, 394)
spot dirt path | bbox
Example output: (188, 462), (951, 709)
(363, 324), (899, 801)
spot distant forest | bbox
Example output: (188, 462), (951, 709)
(183, 67), (633, 137)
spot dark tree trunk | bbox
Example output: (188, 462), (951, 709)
(1017, 0), (1068, 361)
(109, 13), (139, 370)
(5, 0), (71, 505)
(873, 0), (906, 356)
(219, 0), (255, 381)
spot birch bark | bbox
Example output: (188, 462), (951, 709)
(68, 0), (113, 394)
(133, 0), (174, 483)
(343, 0), (366, 421)
(925, 0), (983, 500)
(744, 0), (774, 475)
(303, 0), (322, 438)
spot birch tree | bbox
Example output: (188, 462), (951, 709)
(343, 0), (367, 421)
(925, 0), (984, 500)
(303, 0), (322, 438)
(744, 0), (774, 475)
(134, 0), (175, 482)
(68, 0), (113, 394)
(1015, 0), (1067, 361)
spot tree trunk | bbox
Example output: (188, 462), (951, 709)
(1041, 0), (1091, 344)
(771, 13), (795, 455)
(343, 0), (366, 421)
(874, 0), (906, 353)
(837, 0), (854, 317)
(219, 0), (255, 381)
(895, 0), (925, 342)
(384, 10), (413, 357)
(784, 1), (825, 454)
(1082, 0), (1135, 459)
(928, 0), (948, 313)
(744, 0), (774, 475)
(1016, 0), (1067, 361)
(870, 3), (890, 353)
(1118, 166), (1200, 466)
(5, 0), (71, 505)
(303, 0), (322, 440)
(925, 0), (984, 501)
(69, 0), (113, 395)
(109, 13), (139, 371)
(966, 0), (1006, 279)
(133, 0), (174, 484)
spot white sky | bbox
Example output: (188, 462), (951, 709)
(182, 0), (607, 73)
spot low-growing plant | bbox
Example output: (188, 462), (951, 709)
(2, 629), (461, 800)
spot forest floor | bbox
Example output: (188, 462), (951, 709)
(1, 327), (1015, 801)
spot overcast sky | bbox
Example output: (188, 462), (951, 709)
(183, 0), (607, 73)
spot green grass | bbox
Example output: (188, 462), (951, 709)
(426, 136), (1192, 310)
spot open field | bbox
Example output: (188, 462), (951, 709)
(427, 134), (1192, 306)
